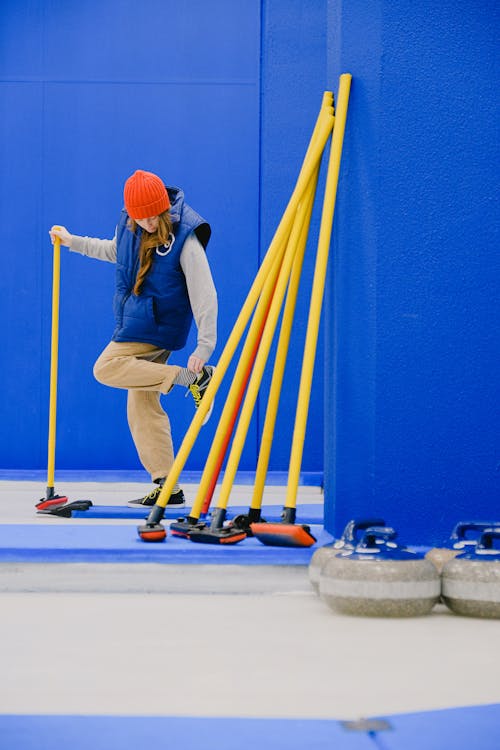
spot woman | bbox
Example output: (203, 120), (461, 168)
(50, 169), (217, 508)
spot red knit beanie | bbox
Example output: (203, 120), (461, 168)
(123, 170), (170, 219)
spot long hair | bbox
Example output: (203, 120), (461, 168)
(129, 210), (174, 295)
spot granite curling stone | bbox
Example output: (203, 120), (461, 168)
(441, 528), (500, 619)
(309, 518), (385, 594)
(426, 520), (499, 574)
(319, 526), (441, 617)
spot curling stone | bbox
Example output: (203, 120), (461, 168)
(426, 520), (499, 574)
(441, 529), (500, 619)
(320, 527), (440, 617)
(309, 518), (385, 594)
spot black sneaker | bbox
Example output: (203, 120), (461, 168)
(187, 365), (215, 425)
(127, 486), (185, 508)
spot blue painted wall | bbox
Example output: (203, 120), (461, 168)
(325, 0), (500, 544)
(259, 0), (327, 473)
(0, 0), (259, 473)
(0, 1), (326, 477)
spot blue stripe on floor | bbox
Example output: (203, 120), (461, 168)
(0, 715), (374, 750)
(71, 503), (324, 524)
(0, 705), (498, 750)
(377, 703), (500, 748)
(0, 523), (332, 564)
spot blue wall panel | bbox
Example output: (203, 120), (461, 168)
(259, 0), (327, 473)
(0, 0), (329, 478)
(0, 83), (45, 466)
(325, 0), (500, 544)
(1, 0), (258, 83)
(0, 0), (262, 473)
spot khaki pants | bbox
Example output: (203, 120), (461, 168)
(93, 341), (181, 481)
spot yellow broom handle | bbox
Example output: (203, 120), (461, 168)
(216, 168), (320, 511)
(47, 232), (61, 490)
(189, 241), (288, 519)
(286, 74), (352, 509)
(153, 105), (334, 511)
(251, 169), (320, 510)
(249, 92), (334, 509)
(193, 96), (334, 515)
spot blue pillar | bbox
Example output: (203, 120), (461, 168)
(325, 0), (500, 544)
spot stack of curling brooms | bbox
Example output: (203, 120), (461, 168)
(138, 74), (352, 546)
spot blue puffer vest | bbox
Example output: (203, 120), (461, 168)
(112, 186), (211, 350)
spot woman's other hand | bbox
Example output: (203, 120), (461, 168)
(187, 355), (205, 374)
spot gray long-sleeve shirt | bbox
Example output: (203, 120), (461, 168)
(69, 232), (217, 362)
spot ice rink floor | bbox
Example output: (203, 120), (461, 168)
(1, 479), (499, 748)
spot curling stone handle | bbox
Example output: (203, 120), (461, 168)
(360, 526), (397, 548)
(478, 529), (500, 550)
(450, 521), (497, 542)
(341, 518), (386, 545)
